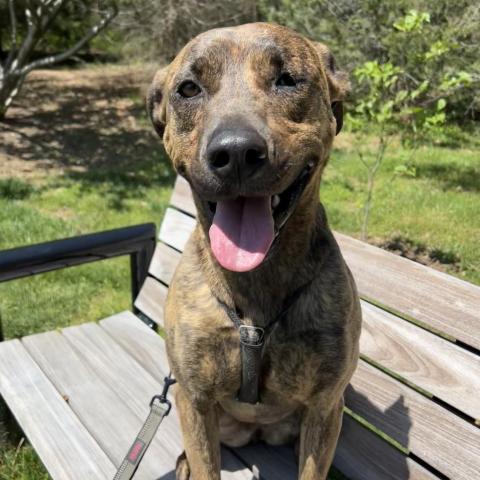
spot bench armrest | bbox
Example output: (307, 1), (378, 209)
(0, 222), (156, 306)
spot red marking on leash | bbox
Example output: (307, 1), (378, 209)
(128, 440), (145, 464)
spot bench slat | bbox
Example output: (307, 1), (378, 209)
(149, 241), (181, 285)
(134, 276), (167, 326)
(150, 241), (181, 284)
(150, 238), (480, 420)
(22, 328), (172, 479)
(62, 320), (254, 480)
(169, 176), (480, 349)
(170, 176), (197, 216)
(101, 311), (170, 383)
(159, 207), (194, 252)
(159, 207), (196, 252)
(334, 415), (436, 480)
(349, 361), (480, 479)
(0, 340), (115, 480)
(336, 232), (480, 350)
(360, 301), (480, 420)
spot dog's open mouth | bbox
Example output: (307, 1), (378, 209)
(208, 160), (315, 272)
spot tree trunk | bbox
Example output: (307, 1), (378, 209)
(0, 72), (22, 120)
(0, 1), (118, 120)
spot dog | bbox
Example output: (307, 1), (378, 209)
(147, 22), (361, 480)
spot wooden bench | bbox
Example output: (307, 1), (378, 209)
(1, 176), (479, 479)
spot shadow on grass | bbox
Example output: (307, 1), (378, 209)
(0, 69), (176, 209)
(375, 235), (461, 273)
(0, 91), (149, 165)
(62, 149), (175, 211)
(415, 162), (480, 192)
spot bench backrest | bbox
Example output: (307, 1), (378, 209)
(135, 176), (480, 480)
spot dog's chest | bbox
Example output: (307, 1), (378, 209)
(185, 313), (348, 406)
(262, 323), (347, 399)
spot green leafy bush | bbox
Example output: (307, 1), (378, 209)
(259, 0), (480, 124)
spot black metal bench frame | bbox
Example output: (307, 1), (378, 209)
(0, 223), (157, 341)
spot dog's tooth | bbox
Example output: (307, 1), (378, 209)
(271, 195), (280, 209)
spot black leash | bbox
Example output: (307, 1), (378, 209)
(216, 279), (313, 404)
(113, 374), (176, 480)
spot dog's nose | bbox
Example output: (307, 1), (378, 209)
(206, 127), (268, 181)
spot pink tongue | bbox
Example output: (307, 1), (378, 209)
(209, 197), (274, 272)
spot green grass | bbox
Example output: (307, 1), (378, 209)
(323, 136), (480, 285)
(0, 444), (49, 480)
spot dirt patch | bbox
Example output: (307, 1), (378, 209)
(0, 64), (159, 180)
(372, 235), (461, 273)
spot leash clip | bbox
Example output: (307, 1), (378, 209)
(149, 375), (177, 414)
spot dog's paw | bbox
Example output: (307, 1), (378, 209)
(175, 451), (190, 480)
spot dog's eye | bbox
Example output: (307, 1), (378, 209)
(178, 81), (201, 98)
(276, 73), (296, 88)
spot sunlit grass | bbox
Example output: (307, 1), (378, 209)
(323, 136), (480, 284)
(0, 442), (50, 480)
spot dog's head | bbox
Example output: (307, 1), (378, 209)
(147, 23), (349, 273)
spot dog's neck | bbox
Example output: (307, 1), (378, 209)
(193, 180), (332, 326)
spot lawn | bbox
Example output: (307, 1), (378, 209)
(0, 66), (478, 478)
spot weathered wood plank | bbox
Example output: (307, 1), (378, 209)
(348, 361), (480, 479)
(0, 340), (115, 480)
(360, 301), (480, 420)
(159, 207), (196, 251)
(100, 311), (170, 384)
(22, 329), (172, 479)
(233, 443), (297, 480)
(150, 242), (181, 284)
(170, 176), (196, 216)
(334, 415), (437, 480)
(150, 239), (480, 420)
(336, 232), (480, 350)
(62, 320), (254, 480)
(149, 242), (181, 285)
(168, 176), (480, 349)
(134, 276), (167, 326)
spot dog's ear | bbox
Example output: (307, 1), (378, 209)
(311, 42), (350, 135)
(146, 66), (169, 138)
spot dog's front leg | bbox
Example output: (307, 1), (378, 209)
(175, 385), (221, 480)
(298, 397), (344, 480)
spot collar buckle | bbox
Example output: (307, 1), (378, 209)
(239, 325), (265, 347)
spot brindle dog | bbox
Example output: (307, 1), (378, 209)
(147, 22), (361, 480)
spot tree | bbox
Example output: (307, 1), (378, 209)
(259, 0), (480, 123)
(113, 0), (256, 63)
(0, 0), (118, 119)
(349, 10), (471, 240)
